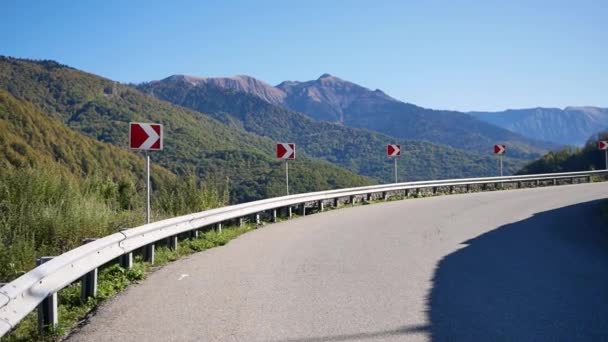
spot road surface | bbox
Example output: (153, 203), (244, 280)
(68, 183), (608, 341)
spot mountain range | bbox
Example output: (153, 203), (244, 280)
(159, 73), (557, 159)
(471, 107), (608, 146)
(139, 76), (516, 183)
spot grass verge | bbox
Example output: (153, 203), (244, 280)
(2, 224), (253, 342)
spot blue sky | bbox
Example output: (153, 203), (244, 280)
(1, 0), (606, 111)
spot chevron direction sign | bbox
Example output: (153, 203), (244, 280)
(277, 143), (296, 160)
(129, 122), (163, 150)
(494, 144), (506, 155)
(387, 144), (401, 157)
(598, 141), (608, 150)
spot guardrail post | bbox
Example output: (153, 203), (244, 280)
(36, 257), (57, 333)
(517, 181), (521, 189)
(588, 176), (593, 183)
(482, 184), (487, 191)
(272, 209), (278, 223)
(465, 184), (470, 193)
(81, 239), (98, 302)
(217, 222), (223, 233)
(536, 179), (540, 186)
(432, 187), (437, 195)
(449, 186), (454, 194)
(571, 177), (575, 184)
(365, 193), (373, 202)
(144, 243), (155, 264)
(119, 252), (133, 270)
(118, 229), (133, 269)
(299, 203), (306, 216)
(553, 179), (557, 186)
(239, 217), (245, 227)
(318, 200), (325, 212)
(382, 191), (388, 201)
(333, 198), (340, 208)
(405, 189), (410, 197)
(190, 229), (200, 239)
(415, 188), (421, 197)
(255, 213), (261, 226)
(167, 235), (178, 250)
(350, 195), (356, 205)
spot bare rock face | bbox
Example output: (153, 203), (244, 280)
(159, 74), (287, 106)
(276, 73), (398, 123)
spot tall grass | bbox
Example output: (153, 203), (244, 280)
(0, 166), (228, 282)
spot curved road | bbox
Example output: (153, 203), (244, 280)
(69, 183), (608, 341)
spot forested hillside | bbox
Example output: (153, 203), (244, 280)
(517, 133), (608, 174)
(0, 57), (373, 203)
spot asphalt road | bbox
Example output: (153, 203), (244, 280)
(68, 183), (608, 342)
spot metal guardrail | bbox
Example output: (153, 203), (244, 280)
(0, 169), (607, 336)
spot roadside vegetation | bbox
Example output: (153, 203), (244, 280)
(3, 224), (253, 342)
(517, 132), (608, 174)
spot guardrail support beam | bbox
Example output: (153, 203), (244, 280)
(167, 235), (178, 250)
(144, 243), (155, 264)
(239, 217), (245, 227)
(333, 198), (340, 208)
(191, 229), (200, 239)
(553, 179), (557, 186)
(255, 214), (261, 226)
(272, 209), (278, 222)
(118, 230), (133, 269)
(299, 203), (306, 216)
(80, 239), (98, 301)
(217, 223), (223, 233)
(350, 195), (356, 205)
(318, 200), (325, 212)
(382, 191), (388, 201)
(120, 253), (133, 269)
(36, 257), (58, 333)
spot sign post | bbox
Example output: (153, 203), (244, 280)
(494, 144), (506, 176)
(598, 141), (608, 169)
(387, 144), (401, 183)
(129, 122), (163, 223)
(277, 143), (296, 195)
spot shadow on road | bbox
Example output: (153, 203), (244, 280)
(274, 325), (428, 342)
(429, 199), (608, 341)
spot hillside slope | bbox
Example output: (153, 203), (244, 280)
(139, 76), (528, 180)
(517, 133), (608, 175)
(471, 107), (608, 146)
(0, 89), (174, 183)
(0, 57), (372, 202)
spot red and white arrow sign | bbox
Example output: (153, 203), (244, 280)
(598, 141), (608, 150)
(494, 144), (506, 155)
(130, 122), (163, 150)
(387, 144), (401, 157)
(277, 143), (295, 160)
